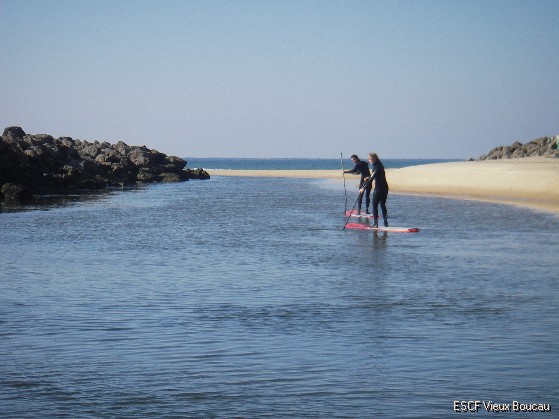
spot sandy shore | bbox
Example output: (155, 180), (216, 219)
(207, 157), (559, 215)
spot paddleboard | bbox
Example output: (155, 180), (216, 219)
(345, 210), (375, 219)
(345, 222), (420, 233)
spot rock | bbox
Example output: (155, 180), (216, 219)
(113, 141), (130, 155)
(510, 141), (523, 151)
(79, 143), (102, 159)
(0, 126), (210, 203)
(3, 126), (26, 138)
(95, 149), (121, 164)
(165, 155), (186, 170)
(136, 168), (156, 182)
(59, 137), (75, 147)
(511, 148), (527, 158)
(185, 168), (211, 180)
(524, 143), (539, 154)
(159, 173), (182, 182)
(478, 135), (559, 160)
(148, 150), (167, 165)
(128, 149), (152, 166)
(1, 183), (33, 202)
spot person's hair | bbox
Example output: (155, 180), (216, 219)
(350, 154), (359, 160)
(368, 152), (378, 161)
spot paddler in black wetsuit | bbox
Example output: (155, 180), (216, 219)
(361, 152), (389, 227)
(344, 154), (371, 214)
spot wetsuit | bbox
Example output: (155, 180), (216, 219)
(367, 159), (389, 226)
(346, 160), (371, 212)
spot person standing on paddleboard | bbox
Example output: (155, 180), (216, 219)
(344, 154), (371, 214)
(361, 152), (389, 227)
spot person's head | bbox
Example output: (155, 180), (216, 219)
(350, 154), (359, 163)
(368, 153), (379, 163)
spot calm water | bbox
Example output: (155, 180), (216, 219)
(1, 174), (558, 417)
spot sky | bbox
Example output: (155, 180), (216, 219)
(1, 0), (558, 159)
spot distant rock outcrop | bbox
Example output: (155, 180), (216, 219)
(0, 126), (210, 203)
(475, 135), (559, 160)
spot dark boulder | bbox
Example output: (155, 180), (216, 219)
(1, 183), (33, 202)
(3, 126), (26, 138)
(159, 173), (182, 182)
(0, 126), (210, 203)
(185, 168), (211, 180)
(478, 135), (559, 160)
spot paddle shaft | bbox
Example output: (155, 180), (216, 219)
(342, 190), (363, 230)
(340, 153), (348, 213)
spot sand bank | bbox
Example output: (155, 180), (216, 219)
(207, 157), (559, 215)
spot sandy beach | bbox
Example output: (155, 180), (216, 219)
(207, 157), (559, 215)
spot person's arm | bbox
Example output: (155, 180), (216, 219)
(369, 166), (379, 182)
(359, 175), (374, 193)
(344, 164), (359, 174)
(360, 166), (377, 192)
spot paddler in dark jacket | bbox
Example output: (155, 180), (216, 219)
(344, 154), (371, 214)
(361, 152), (389, 227)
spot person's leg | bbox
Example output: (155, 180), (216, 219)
(379, 190), (388, 226)
(365, 187), (371, 214)
(357, 191), (363, 214)
(372, 190), (380, 227)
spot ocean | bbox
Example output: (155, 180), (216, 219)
(1, 159), (557, 417)
(184, 157), (458, 171)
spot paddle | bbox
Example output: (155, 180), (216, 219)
(342, 190), (364, 230)
(340, 153), (348, 213)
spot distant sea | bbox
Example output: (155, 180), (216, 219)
(184, 157), (460, 170)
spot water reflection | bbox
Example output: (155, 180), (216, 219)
(0, 186), (148, 213)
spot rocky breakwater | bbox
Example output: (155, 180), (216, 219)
(0, 126), (209, 202)
(476, 135), (559, 160)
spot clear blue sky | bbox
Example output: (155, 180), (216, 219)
(1, 0), (558, 159)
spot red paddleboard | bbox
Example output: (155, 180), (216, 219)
(345, 222), (420, 233)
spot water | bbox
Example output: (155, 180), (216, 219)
(184, 157), (459, 170)
(1, 173), (558, 417)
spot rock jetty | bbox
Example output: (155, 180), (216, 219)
(0, 126), (209, 202)
(476, 135), (559, 160)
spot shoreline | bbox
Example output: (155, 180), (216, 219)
(207, 157), (559, 215)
